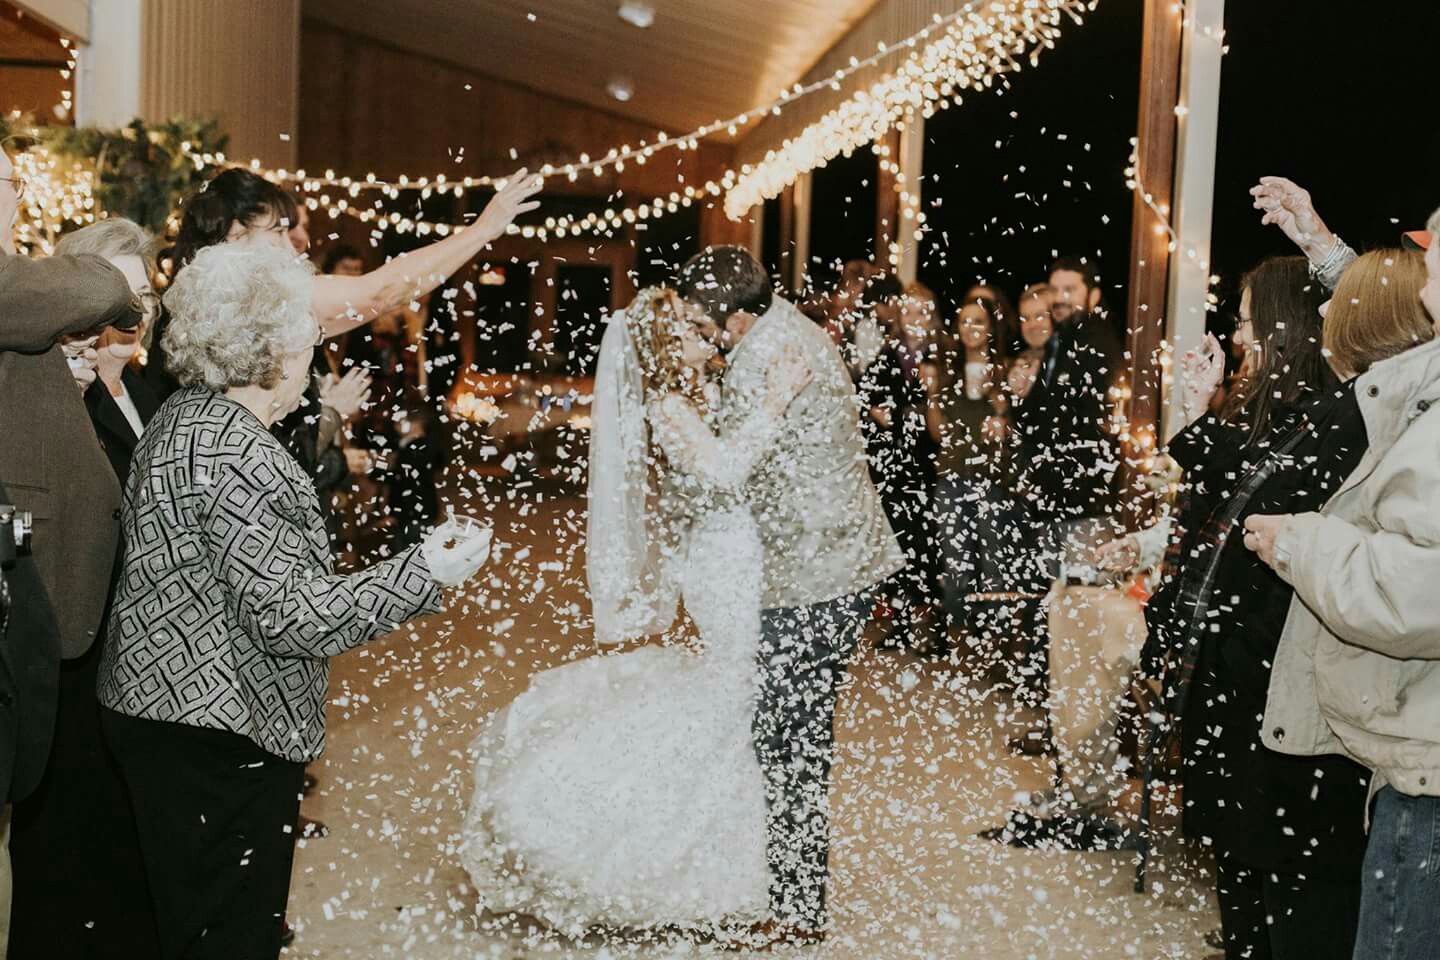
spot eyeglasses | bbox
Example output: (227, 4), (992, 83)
(1, 176), (26, 201)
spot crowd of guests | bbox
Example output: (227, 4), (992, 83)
(798, 252), (1124, 697)
(3, 120), (1440, 960)
(0, 141), (536, 959)
(794, 179), (1440, 960)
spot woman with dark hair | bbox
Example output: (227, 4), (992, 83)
(146, 166), (541, 397)
(1127, 254), (1413, 960)
(928, 296), (1015, 650)
(853, 273), (943, 652)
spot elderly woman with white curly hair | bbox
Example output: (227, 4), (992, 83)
(96, 242), (491, 960)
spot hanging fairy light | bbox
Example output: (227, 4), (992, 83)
(10, 144), (97, 255)
(12, 0), (1092, 248)
(724, 0), (1092, 218)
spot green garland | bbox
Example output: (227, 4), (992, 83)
(1, 114), (228, 235)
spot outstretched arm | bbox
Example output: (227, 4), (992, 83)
(313, 170), (543, 334)
(1250, 177), (1357, 291)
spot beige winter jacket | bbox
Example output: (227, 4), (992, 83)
(1262, 336), (1440, 799)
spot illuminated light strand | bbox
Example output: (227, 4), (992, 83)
(10, 145), (98, 256)
(294, 0), (1088, 241)
(724, 0), (1091, 218)
(12, 1), (1088, 248)
(255, 0), (1009, 196)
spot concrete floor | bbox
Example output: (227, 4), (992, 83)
(284, 482), (1218, 959)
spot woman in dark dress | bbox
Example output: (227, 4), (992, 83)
(852, 273), (943, 652)
(1140, 255), (1432, 960)
(928, 295), (1016, 653)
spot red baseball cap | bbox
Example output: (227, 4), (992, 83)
(1402, 230), (1433, 251)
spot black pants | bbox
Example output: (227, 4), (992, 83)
(1214, 854), (1362, 960)
(754, 591), (871, 930)
(100, 709), (306, 960)
(8, 642), (159, 959)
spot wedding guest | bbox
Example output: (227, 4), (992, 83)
(1004, 283), (1055, 408)
(855, 273), (942, 651)
(322, 242), (367, 278)
(0, 141), (147, 809)
(1247, 223), (1440, 960)
(95, 243), (492, 960)
(899, 282), (942, 368)
(6, 219), (163, 960)
(1013, 256), (1122, 527)
(928, 297), (1012, 639)
(145, 166), (541, 399)
(1135, 255), (1389, 959)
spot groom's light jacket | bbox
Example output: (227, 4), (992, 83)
(721, 296), (904, 610)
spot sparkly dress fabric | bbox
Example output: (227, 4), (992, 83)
(460, 393), (776, 934)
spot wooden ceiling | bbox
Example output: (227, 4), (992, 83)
(301, 0), (882, 136)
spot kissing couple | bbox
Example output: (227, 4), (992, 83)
(461, 246), (904, 948)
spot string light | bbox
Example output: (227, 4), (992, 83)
(256, 0), (1037, 199)
(13, 1), (1089, 248)
(256, 0), (1087, 241)
(724, 1), (1091, 218)
(10, 143), (97, 255)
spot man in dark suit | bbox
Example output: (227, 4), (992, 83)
(0, 142), (146, 804)
(1014, 256), (1124, 522)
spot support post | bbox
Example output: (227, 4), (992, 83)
(790, 171), (812, 294)
(895, 116), (925, 286)
(74, 0), (142, 127)
(1123, 0), (1184, 464)
(1164, 0), (1225, 440)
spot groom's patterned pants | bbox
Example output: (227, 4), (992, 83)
(755, 590), (873, 930)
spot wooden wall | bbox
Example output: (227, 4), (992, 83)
(141, 0), (300, 167)
(299, 19), (739, 217)
(0, 2), (71, 122)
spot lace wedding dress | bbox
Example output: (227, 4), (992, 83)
(460, 391), (778, 935)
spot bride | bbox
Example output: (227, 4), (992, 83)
(460, 287), (811, 937)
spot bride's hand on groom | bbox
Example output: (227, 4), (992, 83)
(763, 346), (813, 414)
(473, 168), (545, 241)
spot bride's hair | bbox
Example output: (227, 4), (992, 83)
(624, 287), (717, 410)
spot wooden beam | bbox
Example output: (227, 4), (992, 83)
(1163, 0), (1225, 439)
(791, 171), (813, 293)
(1124, 0), (1184, 458)
(895, 117), (925, 285)
(875, 127), (901, 268)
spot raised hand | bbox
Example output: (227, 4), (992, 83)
(421, 517), (494, 586)
(1250, 177), (1336, 259)
(1008, 353), (1040, 400)
(474, 168), (544, 242)
(319, 368), (373, 422)
(61, 336), (99, 391)
(1178, 332), (1226, 427)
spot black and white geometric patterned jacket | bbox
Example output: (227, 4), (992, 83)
(97, 388), (441, 761)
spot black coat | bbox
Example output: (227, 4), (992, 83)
(1012, 312), (1122, 520)
(1148, 384), (1372, 873)
(0, 251), (143, 802)
(84, 368), (163, 486)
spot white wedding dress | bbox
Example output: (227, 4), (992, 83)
(460, 391), (777, 936)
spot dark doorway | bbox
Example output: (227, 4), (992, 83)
(808, 147), (880, 293)
(552, 264), (613, 377)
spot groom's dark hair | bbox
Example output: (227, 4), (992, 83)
(677, 246), (774, 323)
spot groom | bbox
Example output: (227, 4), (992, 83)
(678, 247), (904, 943)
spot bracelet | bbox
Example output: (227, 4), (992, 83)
(1308, 235), (1349, 278)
